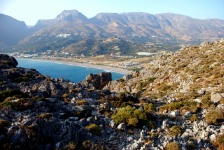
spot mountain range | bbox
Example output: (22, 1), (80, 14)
(1, 10), (224, 55)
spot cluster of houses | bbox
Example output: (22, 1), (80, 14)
(118, 61), (140, 68)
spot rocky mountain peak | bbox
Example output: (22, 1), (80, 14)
(55, 9), (87, 21)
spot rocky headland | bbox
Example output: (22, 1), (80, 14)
(0, 38), (224, 150)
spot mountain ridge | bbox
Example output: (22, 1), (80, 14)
(0, 10), (224, 55)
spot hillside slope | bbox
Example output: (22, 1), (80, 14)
(0, 39), (223, 149)
(106, 38), (224, 100)
(0, 14), (28, 46)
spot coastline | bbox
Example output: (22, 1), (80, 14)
(17, 57), (132, 75)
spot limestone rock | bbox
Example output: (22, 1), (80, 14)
(82, 72), (112, 89)
(117, 123), (126, 131)
(211, 92), (223, 103)
(0, 54), (18, 68)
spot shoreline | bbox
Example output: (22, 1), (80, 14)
(17, 57), (132, 75)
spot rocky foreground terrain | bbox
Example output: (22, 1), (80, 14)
(0, 38), (224, 150)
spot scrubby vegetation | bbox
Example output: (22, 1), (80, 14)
(0, 39), (224, 149)
(168, 125), (183, 136)
(159, 101), (198, 113)
(84, 124), (102, 136)
(0, 90), (28, 102)
(205, 109), (224, 125)
(165, 142), (181, 150)
(214, 134), (224, 150)
(111, 105), (153, 127)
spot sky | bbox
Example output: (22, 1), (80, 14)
(0, 0), (224, 26)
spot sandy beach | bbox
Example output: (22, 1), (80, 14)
(21, 57), (132, 75)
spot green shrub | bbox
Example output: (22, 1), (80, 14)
(168, 125), (182, 136)
(160, 102), (183, 112)
(0, 98), (31, 111)
(111, 105), (148, 127)
(84, 124), (101, 136)
(31, 96), (47, 101)
(38, 113), (53, 119)
(165, 142), (181, 150)
(128, 118), (139, 126)
(64, 142), (77, 150)
(160, 101), (198, 113)
(111, 105), (135, 125)
(137, 77), (156, 90)
(75, 110), (91, 118)
(82, 140), (106, 150)
(0, 90), (28, 102)
(143, 103), (155, 114)
(189, 114), (198, 122)
(201, 92), (215, 109)
(134, 109), (147, 120)
(99, 93), (137, 108)
(205, 109), (224, 125)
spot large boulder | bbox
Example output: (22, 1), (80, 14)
(81, 72), (112, 89)
(211, 92), (223, 103)
(0, 54), (18, 68)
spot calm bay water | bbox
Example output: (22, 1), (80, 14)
(17, 58), (124, 83)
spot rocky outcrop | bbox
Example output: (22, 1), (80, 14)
(0, 54), (18, 68)
(0, 55), (115, 149)
(81, 72), (112, 90)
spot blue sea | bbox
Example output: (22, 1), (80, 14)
(17, 58), (124, 83)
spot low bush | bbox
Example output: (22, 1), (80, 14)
(165, 142), (180, 150)
(214, 134), (224, 150)
(0, 97), (35, 111)
(143, 103), (155, 114)
(160, 101), (198, 113)
(168, 125), (183, 136)
(82, 140), (106, 150)
(64, 142), (77, 150)
(0, 90), (28, 102)
(111, 105), (149, 127)
(205, 109), (224, 125)
(84, 124), (101, 136)
(189, 114), (198, 122)
(75, 110), (91, 118)
(38, 113), (53, 119)
(99, 93), (137, 108)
